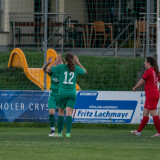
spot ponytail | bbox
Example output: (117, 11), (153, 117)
(146, 57), (159, 77)
(65, 53), (75, 71)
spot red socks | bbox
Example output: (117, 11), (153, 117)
(137, 116), (149, 132)
(137, 115), (160, 133)
(153, 115), (160, 134)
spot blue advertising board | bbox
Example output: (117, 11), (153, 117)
(0, 91), (51, 122)
(0, 90), (139, 123)
(73, 91), (138, 123)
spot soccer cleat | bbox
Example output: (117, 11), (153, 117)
(130, 130), (141, 136)
(151, 133), (160, 137)
(66, 133), (70, 138)
(57, 133), (63, 137)
(49, 130), (56, 137)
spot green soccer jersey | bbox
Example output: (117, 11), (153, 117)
(51, 64), (85, 91)
(49, 72), (59, 92)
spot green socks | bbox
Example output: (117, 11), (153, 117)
(57, 116), (64, 133)
(57, 116), (72, 134)
(49, 114), (55, 128)
(66, 116), (72, 134)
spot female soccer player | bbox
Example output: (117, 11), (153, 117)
(131, 57), (160, 137)
(50, 53), (87, 137)
(42, 55), (62, 137)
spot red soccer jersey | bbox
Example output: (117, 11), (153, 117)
(142, 67), (159, 91)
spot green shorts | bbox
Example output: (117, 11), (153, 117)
(48, 91), (58, 109)
(57, 91), (76, 109)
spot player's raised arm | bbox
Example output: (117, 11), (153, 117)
(74, 55), (87, 74)
(42, 57), (53, 74)
(43, 54), (62, 74)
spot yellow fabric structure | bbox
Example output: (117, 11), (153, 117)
(8, 48), (81, 91)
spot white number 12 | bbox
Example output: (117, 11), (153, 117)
(63, 71), (74, 84)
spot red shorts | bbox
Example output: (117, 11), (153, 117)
(144, 89), (159, 110)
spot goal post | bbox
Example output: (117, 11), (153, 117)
(157, 0), (160, 68)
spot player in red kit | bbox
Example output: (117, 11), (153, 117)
(131, 57), (160, 137)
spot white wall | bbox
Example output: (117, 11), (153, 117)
(8, 0), (35, 45)
(9, 0), (34, 13)
(9, 0), (34, 22)
(2, 0), (34, 33)
(0, 0), (9, 46)
(0, 33), (8, 45)
(64, 0), (87, 23)
(50, 0), (56, 13)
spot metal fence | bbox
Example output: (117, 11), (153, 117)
(2, 0), (156, 56)
(0, 0), (158, 91)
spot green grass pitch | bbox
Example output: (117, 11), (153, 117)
(0, 126), (160, 160)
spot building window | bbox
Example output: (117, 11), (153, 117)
(0, 0), (4, 31)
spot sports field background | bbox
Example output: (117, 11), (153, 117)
(0, 124), (160, 160)
(0, 1), (160, 160)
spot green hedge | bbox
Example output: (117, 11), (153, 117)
(0, 51), (144, 90)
